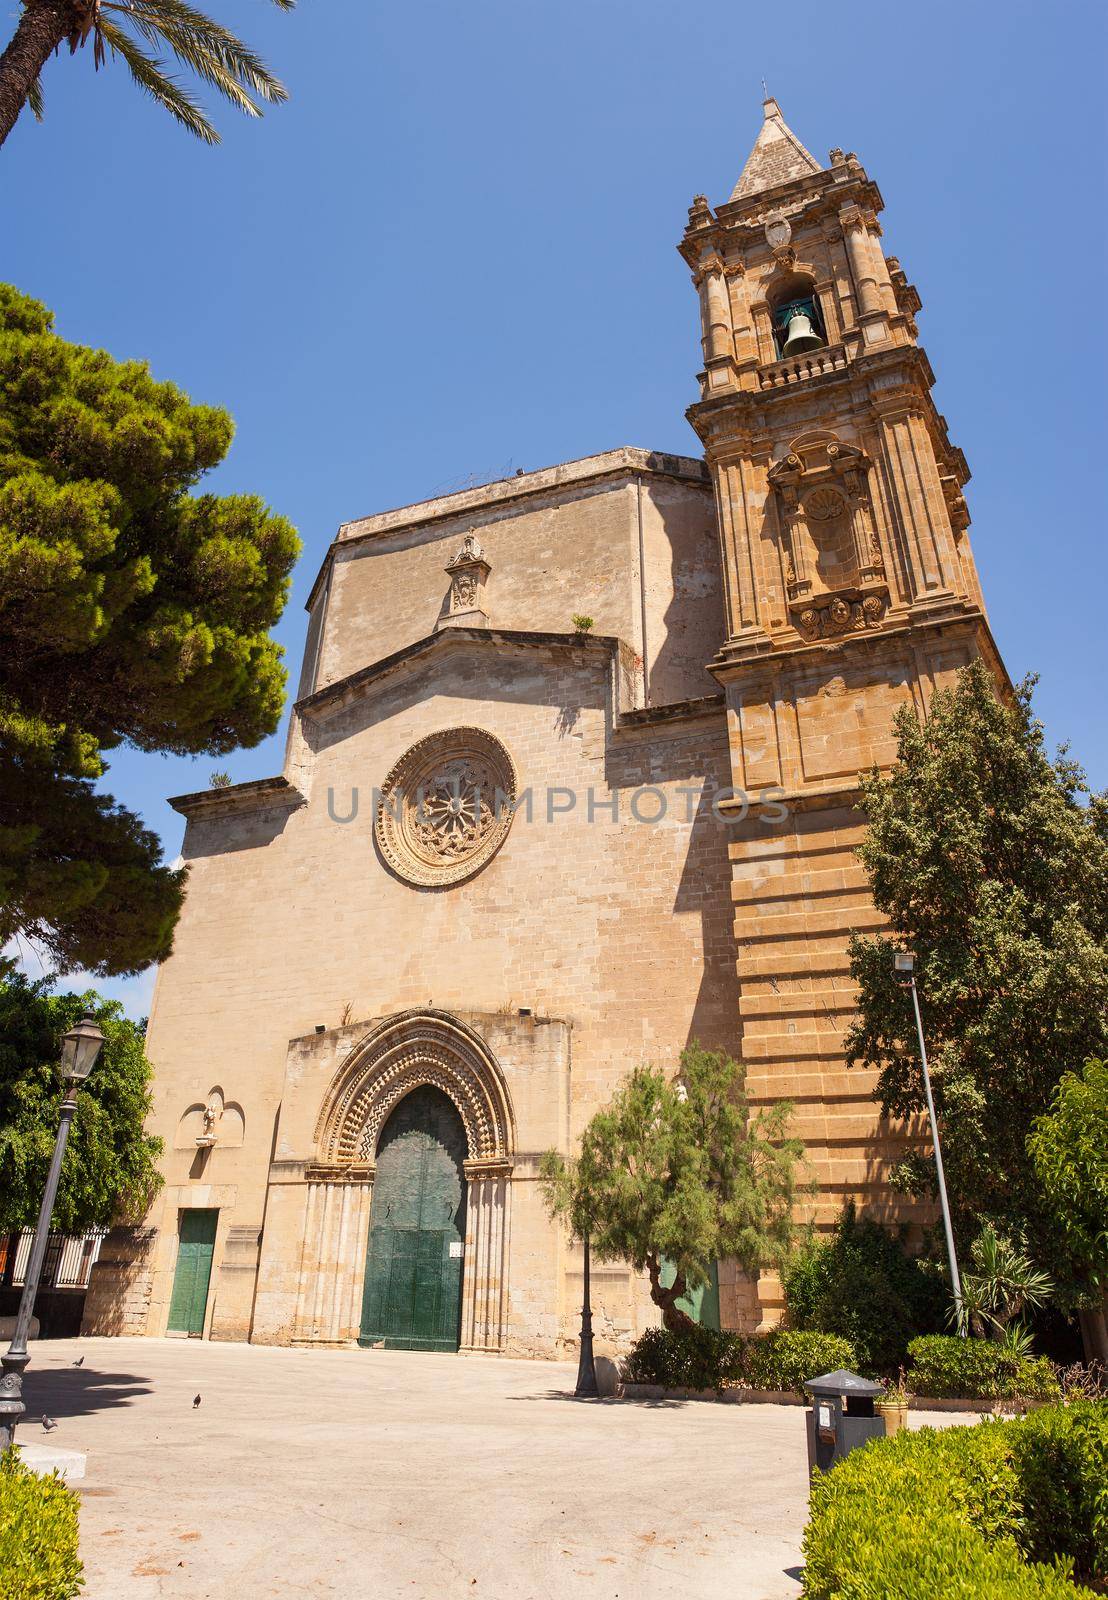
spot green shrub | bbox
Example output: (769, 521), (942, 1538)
(745, 1329), (857, 1398)
(0, 1447), (83, 1600)
(621, 1325), (855, 1398)
(783, 1204), (948, 1373)
(802, 1409), (1102, 1598)
(1013, 1400), (1108, 1585)
(907, 1335), (1061, 1402)
(621, 1324), (746, 1390)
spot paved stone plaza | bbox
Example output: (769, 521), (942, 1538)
(24, 1337), (812, 1599)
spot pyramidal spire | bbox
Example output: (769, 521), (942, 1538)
(731, 97), (822, 201)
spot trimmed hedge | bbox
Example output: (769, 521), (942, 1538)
(621, 1325), (746, 1390)
(621, 1325), (856, 1398)
(1014, 1401), (1108, 1580)
(907, 1335), (1061, 1402)
(802, 1401), (1108, 1598)
(0, 1447), (83, 1600)
(745, 1330), (856, 1397)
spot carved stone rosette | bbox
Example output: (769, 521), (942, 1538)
(374, 727), (517, 888)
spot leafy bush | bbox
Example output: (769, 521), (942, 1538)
(1013, 1400), (1108, 1583)
(621, 1324), (745, 1390)
(0, 1447), (83, 1599)
(745, 1330), (857, 1398)
(783, 1204), (947, 1372)
(621, 1325), (855, 1397)
(802, 1406), (1105, 1598)
(907, 1335), (1061, 1402)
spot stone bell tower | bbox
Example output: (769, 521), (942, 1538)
(680, 99), (1004, 1311)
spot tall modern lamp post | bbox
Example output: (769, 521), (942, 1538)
(0, 1013), (105, 1449)
(893, 952), (964, 1333)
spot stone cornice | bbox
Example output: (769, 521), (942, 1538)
(615, 693), (726, 730)
(169, 775), (306, 820)
(295, 626), (631, 719)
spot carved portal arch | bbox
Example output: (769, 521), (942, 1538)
(302, 1011), (515, 1354)
(314, 1009), (515, 1166)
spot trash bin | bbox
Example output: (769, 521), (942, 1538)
(804, 1369), (886, 1477)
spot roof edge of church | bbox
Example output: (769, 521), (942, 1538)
(303, 447), (711, 613)
(336, 447), (709, 544)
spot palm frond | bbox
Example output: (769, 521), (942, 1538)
(97, 16), (219, 144)
(102, 0), (288, 108)
(28, 76), (45, 121)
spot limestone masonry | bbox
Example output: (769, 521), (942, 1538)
(84, 100), (1003, 1357)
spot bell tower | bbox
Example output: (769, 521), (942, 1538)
(680, 99), (1003, 1319)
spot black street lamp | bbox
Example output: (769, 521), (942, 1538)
(0, 1013), (105, 1449)
(574, 1228), (599, 1398)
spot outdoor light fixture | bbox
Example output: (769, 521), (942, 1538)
(60, 1013), (106, 1083)
(0, 1012), (105, 1449)
(894, 949), (965, 1333)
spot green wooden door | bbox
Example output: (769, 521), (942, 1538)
(167, 1209), (218, 1336)
(359, 1086), (467, 1352)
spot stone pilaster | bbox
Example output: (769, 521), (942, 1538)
(459, 1158), (512, 1353)
(292, 1167), (374, 1344)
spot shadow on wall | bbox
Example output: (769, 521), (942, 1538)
(647, 482), (726, 708)
(602, 733), (743, 1060)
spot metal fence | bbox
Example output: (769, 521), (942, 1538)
(0, 1228), (107, 1290)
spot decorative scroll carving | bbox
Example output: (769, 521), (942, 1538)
(796, 591), (887, 640)
(375, 727), (517, 888)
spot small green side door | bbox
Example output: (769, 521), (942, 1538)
(359, 1086), (467, 1352)
(167, 1209), (218, 1336)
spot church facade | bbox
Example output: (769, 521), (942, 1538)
(85, 100), (1002, 1357)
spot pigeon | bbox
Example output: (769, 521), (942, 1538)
(73, 1356), (84, 1368)
(192, 1394), (201, 1408)
(42, 1416), (57, 1432)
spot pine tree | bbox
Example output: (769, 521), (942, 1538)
(0, 285), (299, 974)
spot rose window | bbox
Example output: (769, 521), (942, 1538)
(375, 728), (517, 888)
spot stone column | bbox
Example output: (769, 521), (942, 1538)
(841, 206), (883, 320)
(293, 1168), (374, 1344)
(702, 258), (732, 364)
(875, 402), (960, 604)
(459, 1158), (512, 1353)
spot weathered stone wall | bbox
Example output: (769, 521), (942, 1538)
(311, 452), (723, 709)
(130, 631), (744, 1356)
(82, 1227), (157, 1338)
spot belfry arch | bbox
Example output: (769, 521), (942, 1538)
(291, 1011), (515, 1353)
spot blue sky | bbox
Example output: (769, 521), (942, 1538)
(4, 0), (1106, 1016)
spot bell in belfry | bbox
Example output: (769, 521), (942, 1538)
(781, 308), (823, 356)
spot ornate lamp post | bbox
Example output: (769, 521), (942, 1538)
(574, 1228), (599, 1398)
(894, 952), (964, 1333)
(0, 1013), (105, 1449)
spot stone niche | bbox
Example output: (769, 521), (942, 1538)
(768, 430), (889, 640)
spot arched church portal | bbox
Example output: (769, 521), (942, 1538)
(293, 1011), (514, 1353)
